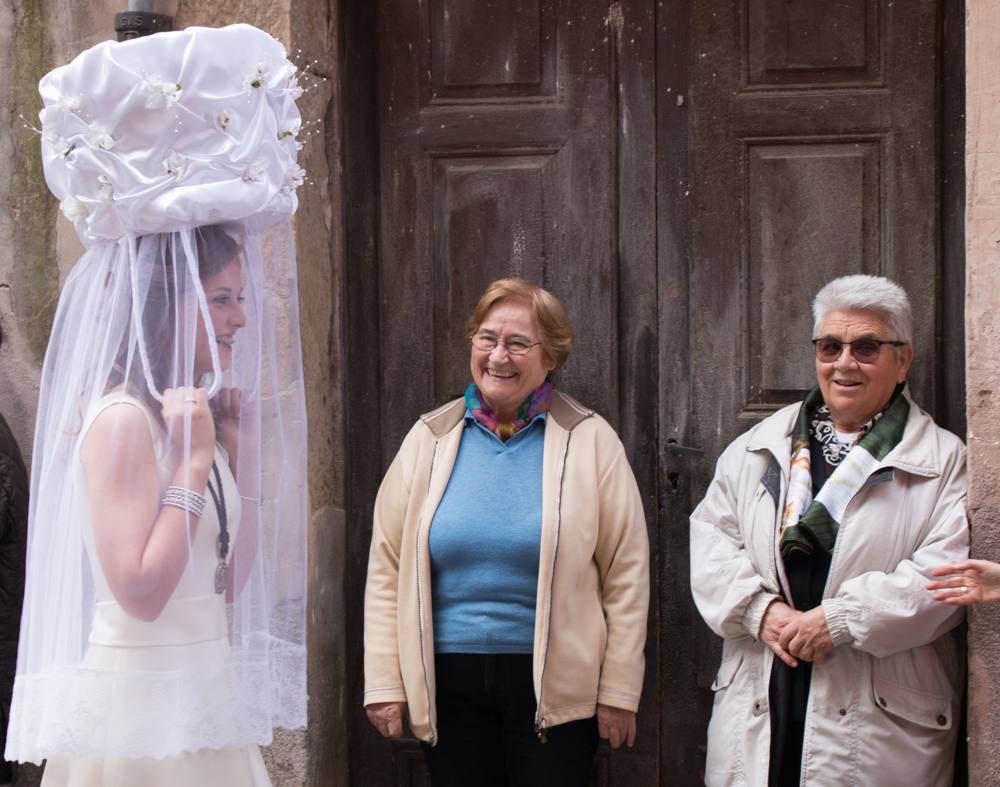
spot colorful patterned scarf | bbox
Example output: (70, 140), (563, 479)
(779, 385), (908, 559)
(810, 403), (882, 466)
(465, 381), (552, 441)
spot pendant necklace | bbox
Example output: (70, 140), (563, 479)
(205, 460), (230, 594)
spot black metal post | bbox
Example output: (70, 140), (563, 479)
(114, 0), (172, 41)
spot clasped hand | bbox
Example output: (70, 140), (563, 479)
(760, 601), (833, 667)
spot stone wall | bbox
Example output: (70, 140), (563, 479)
(0, 1), (343, 784)
(966, 2), (1000, 784)
(1, 0), (55, 462)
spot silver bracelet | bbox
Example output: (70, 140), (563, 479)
(162, 486), (207, 518)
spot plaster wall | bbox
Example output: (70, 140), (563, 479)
(966, 2), (1000, 785)
(0, 0), (57, 465)
(0, 0), (344, 784)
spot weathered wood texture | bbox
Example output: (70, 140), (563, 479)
(656, 0), (705, 776)
(342, 0), (388, 784)
(343, 0), (960, 784)
(679, 0), (951, 779)
(346, 0), (660, 783)
(691, 0), (940, 440)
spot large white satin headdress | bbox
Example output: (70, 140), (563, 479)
(39, 22), (305, 246)
(7, 24), (309, 763)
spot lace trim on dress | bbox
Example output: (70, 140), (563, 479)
(6, 640), (305, 765)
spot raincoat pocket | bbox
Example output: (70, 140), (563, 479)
(872, 673), (952, 730)
(711, 649), (744, 692)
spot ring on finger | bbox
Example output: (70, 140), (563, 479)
(960, 585), (968, 593)
(184, 396), (197, 403)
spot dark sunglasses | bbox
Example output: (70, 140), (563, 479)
(812, 337), (905, 364)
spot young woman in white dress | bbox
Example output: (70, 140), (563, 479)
(41, 228), (273, 786)
(6, 25), (309, 784)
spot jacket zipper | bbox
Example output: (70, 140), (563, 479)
(821, 476), (878, 601)
(771, 469), (793, 609)
(534, 433), (571, 743)
(415, 441), (439, 745)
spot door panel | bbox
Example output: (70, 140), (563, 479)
(678, 0), (942, 779)
(430, 0), (555, 98)
(345, 0), (951, 783)
(431, 153), (558, 399)
(746, 139), (882, 406)
(690, 0), (938, 438)
(377, 0), (618, 455)
(747, 0), (879, 87)
(350, 0), (658, 784)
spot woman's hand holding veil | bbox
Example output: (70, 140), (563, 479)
(162, 387), (216, 470)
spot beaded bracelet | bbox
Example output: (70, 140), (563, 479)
(162, 486), (207, 518)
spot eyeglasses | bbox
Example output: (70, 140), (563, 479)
(471, 331), (542, 356)
(812, 337), (905, 364)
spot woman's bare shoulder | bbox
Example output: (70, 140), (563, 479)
(81, 400), (159, 474)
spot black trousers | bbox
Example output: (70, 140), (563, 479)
(423, 653), (598, 787)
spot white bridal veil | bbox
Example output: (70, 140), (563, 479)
(6, 25), (308, 762)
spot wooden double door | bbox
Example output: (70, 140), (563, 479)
(342, 0), (964, 784)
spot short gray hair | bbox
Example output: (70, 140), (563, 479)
(812, 275), (913, 344)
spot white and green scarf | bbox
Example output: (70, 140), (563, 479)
(779, 386), (909, 559)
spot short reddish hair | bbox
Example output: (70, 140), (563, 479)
(467, 278), (574, 373)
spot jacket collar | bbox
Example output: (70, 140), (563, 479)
(745, 386), (944, 478)
(420, 388), (594, 439)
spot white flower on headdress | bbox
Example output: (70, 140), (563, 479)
(87, 122), (115, 151)
(243, 63), (269, 90)
(285, 164), (307, 191)
(42, 127), (74, 158)
(277, 119), (301, 142)
(162, 151), (185, 177)
(287, 74), (304, 100)
(97, 175), (114, 202)
(57, 93), (81, 111)
(60, 196), (88, 224)
(242, 158), (268, 183)
(144, 76), (183, 109)
(215, 109), (236, 133)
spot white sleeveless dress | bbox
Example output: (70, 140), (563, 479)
(41, 395), (271, 787)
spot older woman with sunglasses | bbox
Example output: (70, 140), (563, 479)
(691, 275), (968, 786)
(364, 279), (649, 787)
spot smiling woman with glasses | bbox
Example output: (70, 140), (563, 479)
(690, 274), (968, 786)
(363, 278), (649, 787)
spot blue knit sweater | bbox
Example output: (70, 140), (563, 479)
(428, 412), (545, 653)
